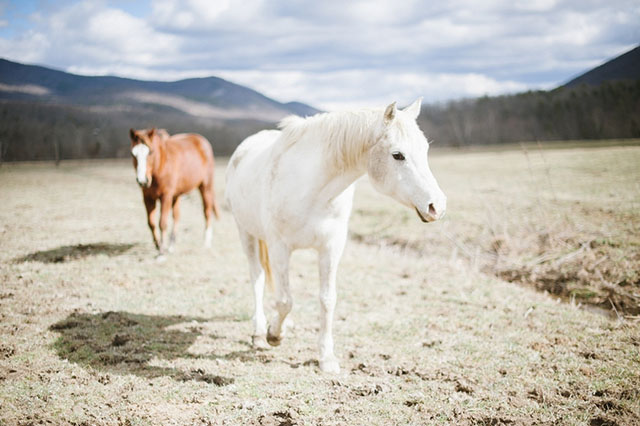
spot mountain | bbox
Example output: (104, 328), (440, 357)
(563, 45), (640, 87)
(416, 46), (640, 147)
(0, 58), (321, 161)
(0, 58), (319, 122)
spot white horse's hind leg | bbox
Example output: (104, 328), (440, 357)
(317, 236), (347, 373)
(238, 229), (269, 349)
(266, 241), (292, 346)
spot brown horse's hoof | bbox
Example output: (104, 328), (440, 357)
(266, 332), (282, 347)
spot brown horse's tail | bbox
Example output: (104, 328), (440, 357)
(258, 240), (274, 293)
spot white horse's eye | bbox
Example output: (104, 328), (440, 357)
(392, 151), (405, 161)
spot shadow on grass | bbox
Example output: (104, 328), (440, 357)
(49, 311), (260, 385)
(15, 242), (137, 263)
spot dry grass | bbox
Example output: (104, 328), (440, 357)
(0, 143), (639, 425)
(352, 142), (640, 317)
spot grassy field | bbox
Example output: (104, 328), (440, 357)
(0, 143), (639, 425)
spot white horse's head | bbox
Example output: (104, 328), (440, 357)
(368, 98), (447, 223)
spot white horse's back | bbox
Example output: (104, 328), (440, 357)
(225, 129), (281, 239)
(226, 129), (281, 179)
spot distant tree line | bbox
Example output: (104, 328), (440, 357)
(0, 101), (273, 162)
(419, 80), (640, 146)
(0, 79), (638, 162)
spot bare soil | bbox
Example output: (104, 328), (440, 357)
(1, 145), (639, 425)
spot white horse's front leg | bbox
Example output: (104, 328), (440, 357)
(267, 242), (292, 346)
(238, 230), (269, 349)
(317, 237), (346, 373)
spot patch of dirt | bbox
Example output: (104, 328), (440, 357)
(455, 379), (475, 395)
(177, 369), (234, 386)
(0, 292), (14, 300)
(0, 343), (15, 358)
(257, 410), (297, 426)
(493, 238), (640, 316)
(589, 416), (619, 426)
(15, 242), (136, 263)
(468, 417), (515, 425)
(352, 383), (385, 397)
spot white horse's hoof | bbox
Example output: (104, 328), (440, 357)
(266, 332), (282, 347)
(252, 335), (270, 350)
(319, 357), (340, 374)
(155, 254), (167, 263)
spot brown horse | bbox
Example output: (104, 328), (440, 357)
(129, 128), (220, 256)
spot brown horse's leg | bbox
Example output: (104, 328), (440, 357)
(158, 194), (172, 254)
(169, 196), (181, 253)
(199, 183), (214, 248)
(144, 195), (160, 250)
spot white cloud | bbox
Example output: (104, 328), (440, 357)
(212, 69), (531, 111)
(151, 0), (264, 30)
(0, 30), (50, 63)
(0, 0), (637, 109)
(3, 2), (181, 69)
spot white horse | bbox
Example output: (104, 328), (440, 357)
(225, 98), (446, 373)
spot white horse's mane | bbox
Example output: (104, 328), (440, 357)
(278, 108), (392, 173)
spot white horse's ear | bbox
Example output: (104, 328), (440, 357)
(404, 97), (422, 120)
(384, 102), (397, 125)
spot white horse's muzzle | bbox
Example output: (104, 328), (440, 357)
(415, 197), (446, 223)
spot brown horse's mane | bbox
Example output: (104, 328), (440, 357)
(152, 129), (168, 176)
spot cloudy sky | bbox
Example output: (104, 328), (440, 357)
(0, 0), (638, 110)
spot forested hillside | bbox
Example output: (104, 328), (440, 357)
(419, 80), (640, 147)
(0, 100), (273, 162)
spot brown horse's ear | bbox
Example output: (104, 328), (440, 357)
(129, 128), (136, 141)
(148, 128), (156, 139)
(158, 128), (170, 141)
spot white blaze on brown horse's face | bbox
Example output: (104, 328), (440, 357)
(367, 98), (447, 222)
(130, 128), (154, 188)
(132, 143), (151, 187)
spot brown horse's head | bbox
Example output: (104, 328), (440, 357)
(129, 128), (166, 188)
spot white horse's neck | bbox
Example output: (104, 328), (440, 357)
(278, 109), (380, 202)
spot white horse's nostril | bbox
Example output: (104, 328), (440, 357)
(428, 203), (437, 217)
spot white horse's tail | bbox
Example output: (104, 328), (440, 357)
(258, 240), (274, 292)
